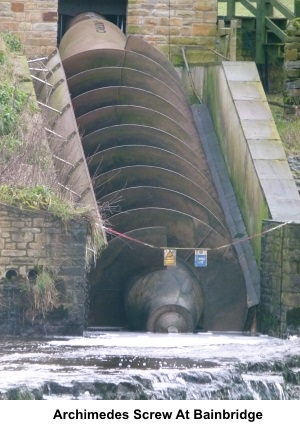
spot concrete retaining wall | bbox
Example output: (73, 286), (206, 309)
(191, 61), (300, 336)
(0, 203), (88, 335)
(201, 61), (300, 262)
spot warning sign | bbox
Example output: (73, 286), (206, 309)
(194, 250), (207, 267)
(164, 249), (176, 266)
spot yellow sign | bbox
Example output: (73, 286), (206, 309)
(164, 249), (176, 266)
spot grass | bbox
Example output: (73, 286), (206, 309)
(1, 32), (24, 53)
(267, 92), (300, 156)
(0, 184), (90, 221)
(218, 0), (295, 17)
(21, 268), (61, 320)
(0, 32), (106, 262)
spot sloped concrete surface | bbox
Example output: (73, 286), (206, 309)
(192, 104), (260, 307)
(222, 61), (300, 222)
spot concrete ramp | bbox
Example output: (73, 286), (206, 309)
(223, 62), (300, 222)
(203, 61), (300, 261)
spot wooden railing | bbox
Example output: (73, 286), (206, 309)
(218, 0), (300, 62)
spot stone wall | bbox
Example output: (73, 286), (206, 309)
(0, 0), (58, 56)
(260, 221), (300, 337)
(284, 18), (300, 106)
(0, 1), (218, 64)
(127, 0), (217, 65)
(0, 203), (88, 336)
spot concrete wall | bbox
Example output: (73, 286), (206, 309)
(0, 203), (88, 335)
(202, 62), (269, 260)
(0, 0), (58, 56)
(201, 61), (300, 262)
(192, 61), (300, 336)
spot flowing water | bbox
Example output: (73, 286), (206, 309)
(0, 331), (299, 400)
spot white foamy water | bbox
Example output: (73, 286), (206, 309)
(0, 331), (299, 399)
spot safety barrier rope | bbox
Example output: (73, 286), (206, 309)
(103, 220), (291, 252)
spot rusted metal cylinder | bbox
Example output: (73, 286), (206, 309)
(125, 262), (204, 333)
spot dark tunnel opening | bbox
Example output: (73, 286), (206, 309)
(57, 0), (128, 43)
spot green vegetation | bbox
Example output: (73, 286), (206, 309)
(0, 33), (31, 155)
(1, 32), (23, 53)
(0, 185), (90, 222)
(0, 82), (28, 137)
(0, 32), (106, 262)
(267, 93), (300, 156)
(218, 0), (295, 17)
(23, 268), (60, 318)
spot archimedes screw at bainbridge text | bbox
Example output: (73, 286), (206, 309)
(53, 408), (263, 422)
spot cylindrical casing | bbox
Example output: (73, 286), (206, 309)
(124, 261), (204, 333)
(60, 13), (126, 64)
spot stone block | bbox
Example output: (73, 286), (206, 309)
(157, 25), (180, 36)
(43, 11), (57, 22)
(202, 11), (217, 23)
(19, 266), (27, 277)
(32, 219), (44, 228)
(12, 24), (30, 36)
(33, 233), (44, 243)
(11, 221), (25, 228)
(4, 244), (16, 250)
(27, 249), (46, 258)
(285, 42), (300, 50)
(152, 9), (170, 17)
(194, 0), (216, 11)
(170, 17), (183, 26)
(181, 27), (191, 36)
(32, 22), (57, 32)
(192, 23), (216, 37)
(22, 228), (40, 233)
(170, 36), (200, 45)
(127, 15), (144, 25)
(0, 221), (11, 228)
(284, 48), (298, 61)
(11, 232), (33, 242)
(282, 293), (300, 307)
(17, 243), (28, 250)
(22, 15), (39, 28)
(128, 8), (151, 17)
(12, 3), (24, 13)
(175, 0), (194, 6)
(29, 242), (44, 250)
(1, 250), (26, 257)
(31, 2), (58, 10)
(0, 3), (11, 13)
